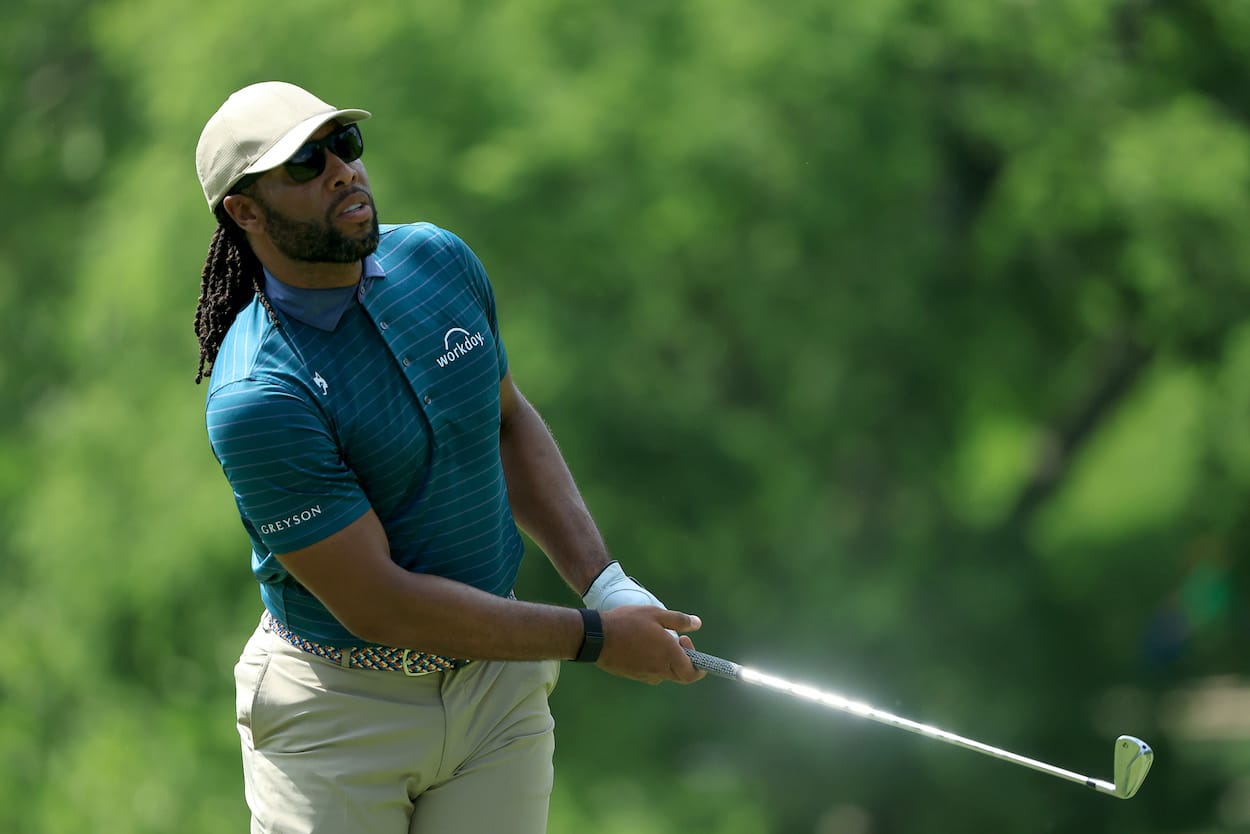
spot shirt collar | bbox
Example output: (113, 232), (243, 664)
(263, 256), (386, 332)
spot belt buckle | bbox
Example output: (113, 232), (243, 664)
(401, 648), (426, 677)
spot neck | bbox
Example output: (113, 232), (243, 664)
(256, 250), (362, 289)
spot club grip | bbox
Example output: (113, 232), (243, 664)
(684, 648), (742, 680)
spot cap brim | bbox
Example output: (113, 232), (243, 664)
(243, 108), (371, 174)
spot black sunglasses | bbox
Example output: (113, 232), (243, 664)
(233, 123), (365, 192)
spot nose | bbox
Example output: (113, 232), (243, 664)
(324, 148), (358, 190)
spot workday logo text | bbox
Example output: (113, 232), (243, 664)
(436, 327), (485, 368)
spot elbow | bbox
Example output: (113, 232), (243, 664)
(344, 615), (403, 648)
(343, 619), (387, 646)
(329, 603), (402, 647)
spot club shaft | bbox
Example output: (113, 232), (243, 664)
(684, 648), (1115, 795)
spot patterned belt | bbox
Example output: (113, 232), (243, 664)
(262, 610), (470, 676)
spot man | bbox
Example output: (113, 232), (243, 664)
(193, 81), (703, 834)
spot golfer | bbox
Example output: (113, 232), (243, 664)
(193, 81), (703, 833)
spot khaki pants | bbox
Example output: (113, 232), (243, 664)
(234, 618), (560, 833)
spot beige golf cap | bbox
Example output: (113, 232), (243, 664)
(196, 81), (371, 211)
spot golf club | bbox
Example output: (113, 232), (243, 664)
(684, 648), (1153, 799)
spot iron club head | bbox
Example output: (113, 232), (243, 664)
(1110, 735), (1153, 799)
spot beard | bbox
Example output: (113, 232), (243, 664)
(253, 191), (380, 263)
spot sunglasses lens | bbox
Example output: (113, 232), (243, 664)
(283, 124), (364, 183)
(330, 124), (364, 163)
(284, 149), (325, 183)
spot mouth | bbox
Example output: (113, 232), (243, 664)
(338, 200), (373, 221)
(333, 190), (374, 222)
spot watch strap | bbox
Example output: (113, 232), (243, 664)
(574, 608), (604, 663)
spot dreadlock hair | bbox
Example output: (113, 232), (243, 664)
(194, 201), (281, 383)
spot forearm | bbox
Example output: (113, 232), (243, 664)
(357, 570), (701, 684)
(271, 505), (702, 682)
(499, 391), (610, 595)
(348, 570), (585, 661)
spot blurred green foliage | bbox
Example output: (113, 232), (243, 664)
(3, 0), (1248, 831)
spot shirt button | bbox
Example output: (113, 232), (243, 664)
(379, 321), (389, 330)
(424, 394), (432, 404)
(402, 357), (411, 367)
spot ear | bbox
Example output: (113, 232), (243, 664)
(221, 193), (264, 234)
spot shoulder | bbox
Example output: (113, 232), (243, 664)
(372, 222), (496, 308)
(206, 304), (321, 435)
(205, 375), (325, 460)
(206, 375), (313, 430)
(375, 222), (484, 275)
(207, 299), (287, 393)
(377, 222), (464, 263)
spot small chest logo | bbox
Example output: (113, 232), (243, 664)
(313, 372), (329, 395)
(436, 327), (485, 369)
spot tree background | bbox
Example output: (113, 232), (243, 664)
(3, 0), (1247, 831)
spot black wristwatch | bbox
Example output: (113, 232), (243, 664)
(574, 608), (604, 663)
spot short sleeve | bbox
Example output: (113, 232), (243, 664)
(206, 378), (372, 554)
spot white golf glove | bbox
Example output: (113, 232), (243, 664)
(582, 561), (680, 640)
(582, 561), (665, 611)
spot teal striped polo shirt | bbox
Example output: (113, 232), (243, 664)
(205, 222), (525, 646)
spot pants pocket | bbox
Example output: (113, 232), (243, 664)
(234, 627), (273, 750)
(542, 657), (561, 696)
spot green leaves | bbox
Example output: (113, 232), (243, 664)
(3, 0), (1245, 831)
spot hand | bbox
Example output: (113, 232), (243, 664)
(582, 561), (665, 611)
(596, 605), (705, 685)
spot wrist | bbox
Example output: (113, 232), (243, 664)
(581, 561), (666, 613)
(580, 559), (617, 597)
(573, 608), (604, 663)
